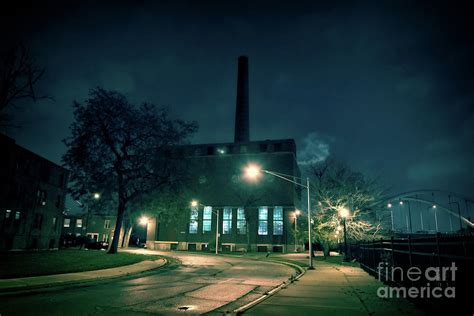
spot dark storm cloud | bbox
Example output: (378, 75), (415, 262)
(3, 0), (473, 197)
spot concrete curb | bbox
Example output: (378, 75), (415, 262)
(232, 259), (306, 315)
(0, 258), (167, 294)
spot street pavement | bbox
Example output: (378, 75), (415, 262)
(243, 256), (425, 316)
(0, 250), (426, 315)
(0, 249), (296, 315)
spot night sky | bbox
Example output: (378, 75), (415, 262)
(2, 1), (473, 197)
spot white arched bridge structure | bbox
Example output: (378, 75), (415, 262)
(370, 189), (474, 234)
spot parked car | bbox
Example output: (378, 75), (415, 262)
(85, 241), (109, 250)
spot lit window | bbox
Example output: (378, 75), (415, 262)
(203, 206), (212, 233)
(76, 219), (83, 228)
(237, 208), (246, 234)
(273, 206), (283, 235)
(15, 211), (21, 220)
(64, 218), (71, 227)
(104, 219), (110, 229)
(189, 207), (198, 234)
(258, 207), (268, 235)
(102, 234), (109, 242)
(5, 209), (11, 219)
(223, 208), (232, 234)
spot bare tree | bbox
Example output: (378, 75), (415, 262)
(63, 87), (197, 254)
(0, 43), (47, 128)
(309, 158), (387, 257)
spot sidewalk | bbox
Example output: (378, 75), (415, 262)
(243, 258), (424, 316)
(0, 258), (166, 293)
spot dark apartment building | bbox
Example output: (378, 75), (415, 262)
(0, 134), (68, 250)
(146, 56), (301, 253)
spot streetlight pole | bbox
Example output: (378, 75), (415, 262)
(433, 205), (439, 232)
(407, 201), (412, 233)
(420, 208), (424, 231)
(307, 177), (313, 269)
(343, 217), (348, 261)
(339, 207), (349, 261)
(293, 210), (300, 252)
(192, 200), (219, 255)
(215, 209), (219, 255)
(75, 192), (100, 236)
(294, 214), (297, 251)
(244, 165), (314, 269)
(387, 203), (394, 231)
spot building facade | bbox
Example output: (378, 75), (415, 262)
(0, 134), (68, 250)
(85, 214), (117, 243)
(146, 56), (301, 253)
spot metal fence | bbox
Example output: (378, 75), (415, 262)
(347, 233), (474, 313)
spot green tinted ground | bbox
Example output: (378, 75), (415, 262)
(0, 249), (159, 279)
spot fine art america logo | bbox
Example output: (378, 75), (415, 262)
(376, 262), (457, 299)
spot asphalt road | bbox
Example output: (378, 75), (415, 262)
(0, 250), (296, 315)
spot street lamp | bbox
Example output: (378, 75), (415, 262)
(75, 192), (101, 234)
(336, 225), (342, 254)
(431, 204), (439, 232)
(387, 203), (394, 231)
(399, 200), (413, 233)
(244, 164), (315, 269)
(340, 207), (350, 262)
(191, 200), (219, 255)
(293, 209), (301, 252)
(139, 216), (149, 226)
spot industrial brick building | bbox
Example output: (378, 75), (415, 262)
(146, 56), (301, 253)
(0, 134), (68, 250)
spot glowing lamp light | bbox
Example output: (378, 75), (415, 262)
(295, 209), (301, 216)
(399, 201), (404, 205)
(93, 193), (101, 200)
(339, 207), (350, 218)
(387, 203), (392, 208)
(191, 200), (198, 208)
(433, 205), (437, 209)
(139, 216), (149, 226)
(244, 164), (262, 180)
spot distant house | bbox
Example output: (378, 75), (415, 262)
(0, 134), (68, 250)
(60, 214), (86, 246)
(85, 214), (117, 243)
(61, 194), (122, 247)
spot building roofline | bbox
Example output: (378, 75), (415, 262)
(2, 133), (68, 172)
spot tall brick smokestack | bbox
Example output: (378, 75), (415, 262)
(234, 56), (250, 143)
